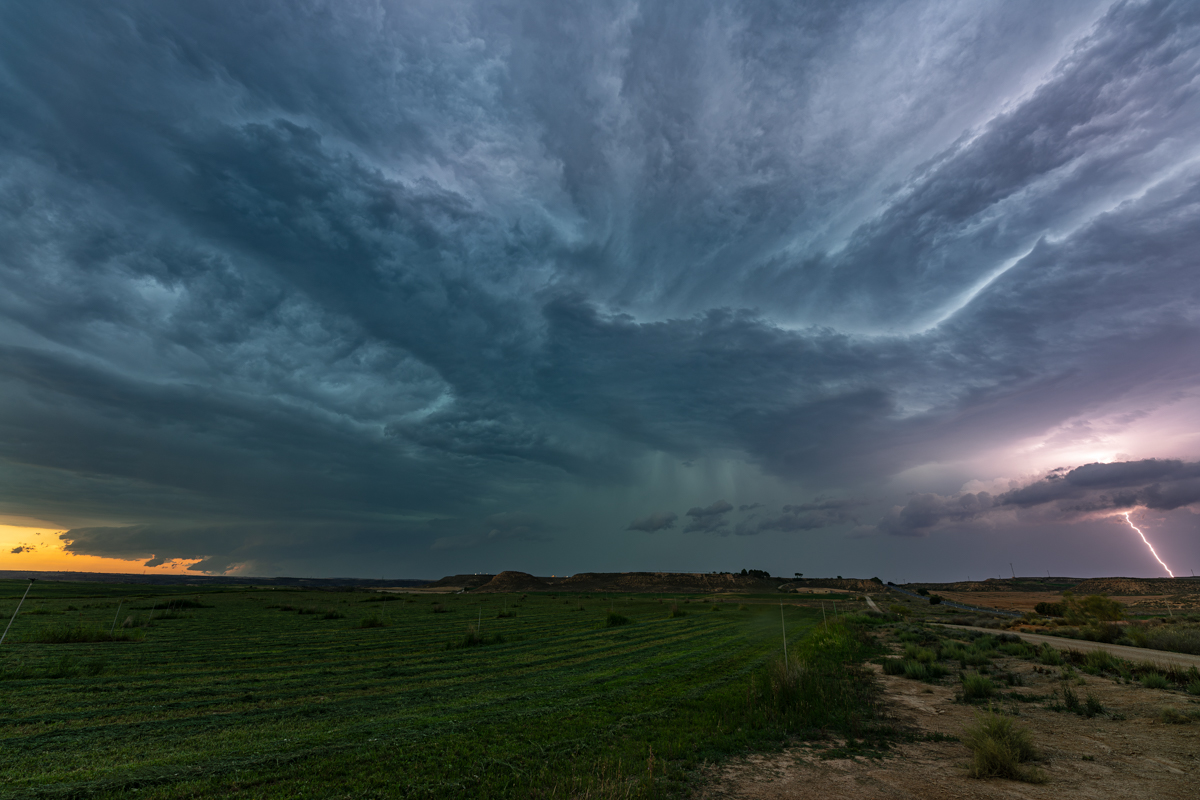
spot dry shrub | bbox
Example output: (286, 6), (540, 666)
(962, 709), (1045, 783)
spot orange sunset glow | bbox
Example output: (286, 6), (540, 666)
(0, 524), (203, 574)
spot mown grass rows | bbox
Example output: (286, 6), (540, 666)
(2, 586), (871, 799)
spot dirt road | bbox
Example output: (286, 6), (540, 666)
(696, 631), (1200, 799)
(934, 624), (1200, 670)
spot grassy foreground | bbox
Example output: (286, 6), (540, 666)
(0, 583), (881, 799)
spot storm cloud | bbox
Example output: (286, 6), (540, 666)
(876, 459), (1200, 537)
(2, 1), (1199, 576)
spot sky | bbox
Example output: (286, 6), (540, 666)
(2, 0), (1199, 581)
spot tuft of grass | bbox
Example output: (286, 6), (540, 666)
(881, 658), (906, 676)
(26, 624), (143, 644)
(447, 626), (506, 650)
(321, 610), (346, 620)
(1039, 643), (1063, 666)
(360, 615), (386, 629)
(431, 603), (448, 614)
(1061, 684), (1081, 713)
(605, 612), (631, 627)
(1186, 679), (1200, 696)
(668, 604), (686, 618)
(1083, 693), (1104, 718)
(1141, 672), (1170, 690)
(962, 708), (1045, 783)
(903, 644), (937, 664)
(496, 610), (517, 619)
(961, 673), (996, 702)
(1157, 706), (1200, 724)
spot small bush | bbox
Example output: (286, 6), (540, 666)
(881, 658), (906, 675)
(668, 605), (686, 618)
(360, 615), (386, 628)
(496, 610), (516, 619)
(1186, 679), (1200, 696)
(431, 604), (448, 614)
(1141, 672), (1170, 690)
(1082, 649), (1117, 674)
(962, 709), (1045, 783)
(888, 604), (911, 617)
(321, 610), (346, 620)
(1039, 644), (1063, 666)
(1083, 693), (1103, 718)
(710, 605), (721, 612)
(605, 612), (630, 627)
(961, 673), (996, 702)
(1035, 602), (1065, 617)
(929, 595), (942, 605)
(904, 644), (937, 664)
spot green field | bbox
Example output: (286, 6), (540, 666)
(0, 582), (879, 798)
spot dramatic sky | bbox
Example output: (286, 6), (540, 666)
(2, 0), (1199, 580)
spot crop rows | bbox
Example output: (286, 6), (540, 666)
(1, 585), (822, 798)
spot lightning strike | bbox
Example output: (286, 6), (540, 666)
(1122, 513), (1175, 578)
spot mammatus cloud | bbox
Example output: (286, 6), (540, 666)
(876, 460), (1200, 537)
(626, 512), (678, 533)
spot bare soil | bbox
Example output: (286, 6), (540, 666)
(695, 647), (1200, 799)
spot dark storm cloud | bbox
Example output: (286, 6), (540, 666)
(735, 498), (865, 536)
(626, 512), (678, 533)
(683, 500), (733, 533)
(2, 1), (1199, 573)
(876, 459), (1200, 536)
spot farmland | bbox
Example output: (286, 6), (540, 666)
(0, 582), (874, 799)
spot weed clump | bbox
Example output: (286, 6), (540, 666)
(1141, 672), (1170, 690)
(447, 626), (505, 649)
(668, 604), (686, 618)
(321, 610), (346, 620)
(962, 709), (1045, 783)
(360, 615), (386, 629)
(496, 610), (517, 619)
(1038, 644), (1063, 666)
(881, 658), (906, 676)
(605, 612), (630, 627)
(961, 673), (996, 702)
(431, 604), (448, 614)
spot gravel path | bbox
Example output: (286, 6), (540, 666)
(932, 623), (1200, 670)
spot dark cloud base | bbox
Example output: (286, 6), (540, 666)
(1, 1), (1199, 575)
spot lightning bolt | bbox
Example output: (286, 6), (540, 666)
(1122, 512), (1175, 578)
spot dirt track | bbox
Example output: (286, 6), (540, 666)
(935, 624), (1200, 670)
(696, 639), (1200, 799)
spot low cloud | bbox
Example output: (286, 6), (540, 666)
(683, 500), (733, 533)
(876, 459), (1200, 536)
(626, 512), (678, 533)
(735, 497), (864, 536)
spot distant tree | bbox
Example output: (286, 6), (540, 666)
(740, 569), (747, 576)
(929, 595), (942, 605)
(871, 577), (883, 584)
(794, 572), (803, 578)
(1034, 601), (1065, 617)
(916, 588), (930, 597)
(836, 575), (843, 580)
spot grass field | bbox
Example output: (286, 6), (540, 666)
(0, 582), (879, 798)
